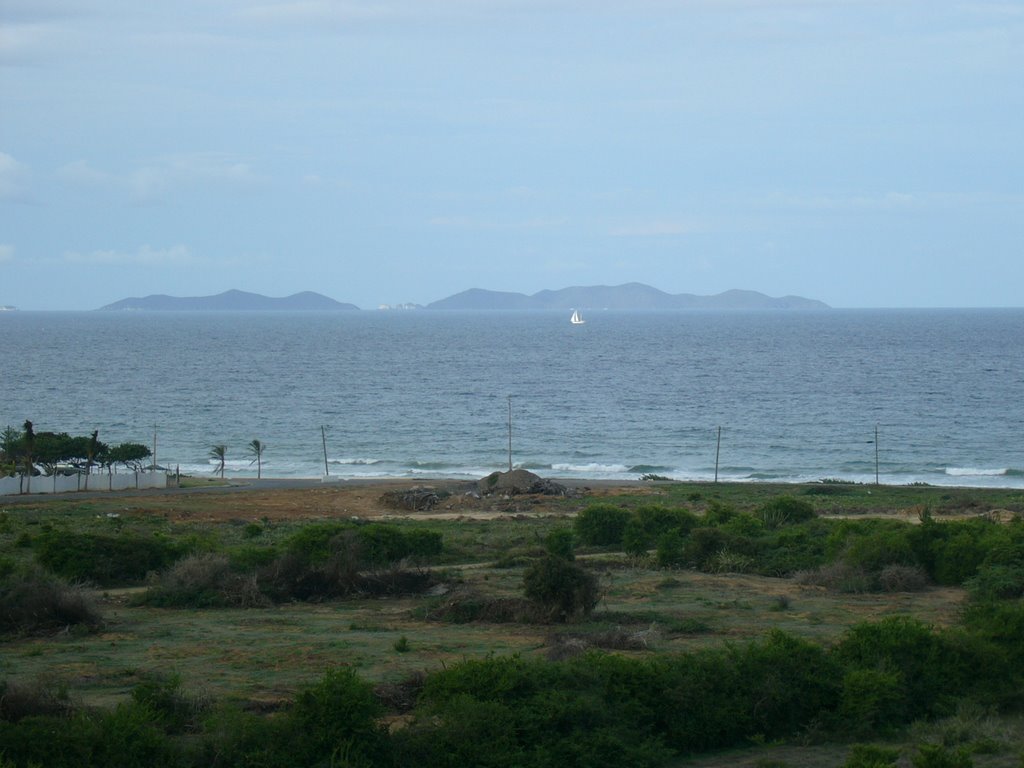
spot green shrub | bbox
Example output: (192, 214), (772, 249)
(844, 743), (901, 767)
(912, 744), (974, 768)
(545, 528), (575, 560)
(523, 556), (599, 621)
(910, 517), (1019, 586)
(129, 672), (208, 734)
(794, 563), (873, 593)
(833, 617), (988, 721)
(756, 496), (816, 528)
(844, 529), (916, 572)
(573, 504), (631, 547)
(755, 521), (831, 575)
(655, 529), (686, 568)
(621, 505), (699, 558)
(33, 531), (184, 586)
(282, 667), (391, 768)
(0, 712), (99, 768)
(960, 600), (1024, 671)
(139, 553), (268, 609)
(932, 530), (989, 586)
(719, 513), (765, 537)
(227, 544), (279, 571)
(358, 524), (414, 566)
(703, 500), (737, 526)
(680, 527), (731, 570)
(405, 655), (671, 768)
(622, 518), (652, 557)
(395, 694), (526, 767)
(404, 529), (444, 560)
(0, 566), (102, 635)
(0, 678), (73, 722)
(92, 700), (181, 768)
(285, 523), (443, 569)
(731, 630), (841, 737)
(964, 563), (1024, 602)
(877, 564), (929, 592)
(284, 522), (351, 564)
(836, 668), (906, 734)
(635, 504), (699, 538)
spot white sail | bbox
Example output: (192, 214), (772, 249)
(570, 309), (585, 325)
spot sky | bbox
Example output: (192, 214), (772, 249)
(1, 0), (1022, 310)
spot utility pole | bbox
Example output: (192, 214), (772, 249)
(874, 423), (880, 486)
(507, 395), (513, 472)
(714, 426), (722, 483)
(321, 425), (329, 477)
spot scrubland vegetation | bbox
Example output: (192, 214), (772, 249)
(2, 481), (1024, 767)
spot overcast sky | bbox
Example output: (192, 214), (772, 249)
(1, 1), (1022, 310)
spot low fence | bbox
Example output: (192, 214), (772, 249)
(0, 472), (168, 497)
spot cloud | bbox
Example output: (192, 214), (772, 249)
(61, 244), (198, 267)
(238, 1), (396, 25)
(0, 1), (96, 64)
(58, 153), (258, 203)
(427, 214), (568, 232)
(608, 217), (705, 237)
(765, 191), (917, 212)
(0, 152), (31, 202)
(0, 244), (14, 263)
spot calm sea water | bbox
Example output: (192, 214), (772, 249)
(3, 309), (1023, 487)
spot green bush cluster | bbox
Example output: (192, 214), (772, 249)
(138, 523), (445, 608)
(522, 555), (599, 621)
(284, 522), (442, 568)
(572, 503), (631, 546)
(0, 668), (386, 768)
(32, 531), (185, 586)
(0, 565), (102, 635)
(3, 606), (1023, 768)
(573, 502), (699, 560)
(573, 494), (1023, 589)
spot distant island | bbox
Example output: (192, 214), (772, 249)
(427, 283), (828, 311)
(96, 284), (828, 312)
(98, 290), (359, 312)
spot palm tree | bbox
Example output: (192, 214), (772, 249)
(22, 420), (35, 494)
(85, 430), (99, 490)
(209, 444), (227, 479)
(248, 439), (265, 479)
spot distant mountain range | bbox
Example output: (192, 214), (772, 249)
(98, 289), (359, 311)
(427, 283), (829, 311)
(96, 284), (828, 312)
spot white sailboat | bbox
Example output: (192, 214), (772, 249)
(570, 309), (585, 325)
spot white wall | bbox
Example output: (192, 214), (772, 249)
(0, 472), (167, 496)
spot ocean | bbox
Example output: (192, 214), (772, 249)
(3, 308), (1023, 488)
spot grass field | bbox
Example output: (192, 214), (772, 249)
(3, 478), (1024, 766)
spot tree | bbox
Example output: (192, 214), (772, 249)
(106, 442), (152, 473)
(209, 444), (227, 479)
(1, 425), (21, 475)
(248, 439), (265, 479)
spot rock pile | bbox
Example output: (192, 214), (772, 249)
(378, 487), (441, 511)
(477, 469), (572, 497)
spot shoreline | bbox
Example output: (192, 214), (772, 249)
(4, 472), (1024, 506)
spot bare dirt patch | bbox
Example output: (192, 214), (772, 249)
(99, 479), (643, 524)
